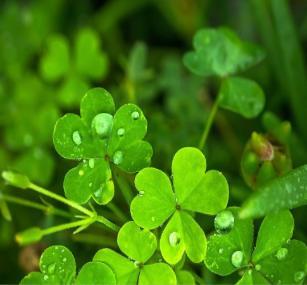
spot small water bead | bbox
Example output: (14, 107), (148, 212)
(88, 159), (95, 169)
(218, 248), (224, 254)
(62, 257), (67, 262)
(151, 217), (156, 222)
(43, 275), (49, 281)
(72, 131), (82, 145)
(78, 169), (84, 176)
(89, 182), (93, 187)
(91, 113), (113, 138)
(294, 271), (305, 283)
(275, 247), (288, 261)
(169, 232), (180, 247)
(255, 264), (261, 271)
(47, 263), (56, 274)
(117, 128), (125, 137)
(231, 250), (243, 268)
(214, 210), (235, 234)
(139, 190), (144, 196)
(113, 151), (123, 165)
(131, 111), (140, 120)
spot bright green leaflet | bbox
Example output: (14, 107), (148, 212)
(138, 263), (177, 285)
(2, 171), (31, 189)
(257, 240), (307, 285)
(236, 270), (270, 285)
(75, 262), (116, 285)
(219, 76), (265, 119)
(205, 208), (254, 276)
(117, 221), (157, 263)
(16, 227), (43, 245)
(176, 270), (195, 285)
(20, 245), (76, 285)
(252, 210), (294, 262)
(53, 87), (152, 204)
(240, 165), (307, 219)
(183, 27), (264, 77)
(131, 147), (228, 264)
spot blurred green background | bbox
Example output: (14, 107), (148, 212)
(0, 0), (307, 283)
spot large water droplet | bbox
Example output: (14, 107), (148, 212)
(214, 210), (234, 234)
(117, 128), (125, 137)
(231, 250), (243, 268)
(72, 131), (82, 145)
(294, 271), (305, 283)
(275, 247), (288, 261)
(47, 263), (56, 274)
(169, 232), (180, 247)
(113, 151), (123, 165)
(131, 111), (140, 120)
(91, 113), (113, 138)
(88, 159), (95, 169)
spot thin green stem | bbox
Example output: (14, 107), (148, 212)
(29, 183), (93, 217)
(198, 94), (220, 150)
(96, 215), (120, 232)
(107, 202), (127, 223)
(1, 193), (72, 219)
(112, 168), (134, 205)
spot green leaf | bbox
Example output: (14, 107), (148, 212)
(39, 245), (76, 284)
(75, 261), (116, 285)
(236, 270), (270, 285)
(128, 42), (148, 82)
(131, 167), (176, 229)
(15, 227), (43, 245)
(20, 272), (45, 285)
(63, 159), (112, 204)
(2, 171), (31, 189)
(107, 104), (148, 154)
(80, 88), (115, 127)
(117, 221), (157, 263)
(205, 208), (253, 276)
(219, 77), (265, 118)
(183, 27), (265, 77)
(94, 248), (139, 285)
(160, 211), (207, 264)
(252, 210), (294, 263)
(58, 77), (89, 108)
(40, 35), (70, 81)
(53, 114), (105, 160)
(240, 165), (307, 219)
(258, 240), (307, 285)
(139, 263), (177, 285)
(176, 270), (195, 285)
(75, 28), (109, 80)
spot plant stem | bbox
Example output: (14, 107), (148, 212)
(107, 202), (127, 223)
(29, 183), (93, 217)
(1, 193), (72, 219)
(198, 94), (220, 150)
(96, 215), (120, 232)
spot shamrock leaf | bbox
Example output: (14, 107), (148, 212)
(131, 147), (229, 264)
(20, 245), (76, 285)
(53, 88), (152, 205)
(94, 221), (176, 285)
(236, 270), (270, 285)
(183, 27), (264, 77)
(40, 28), (109, 107)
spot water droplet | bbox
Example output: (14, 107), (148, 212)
(43, 275), (49, 280)
(214, 210), (234, 234)
(255, 264), (261, 271)
(139, 190), (144, 196)
(231, 251), (243, 268)
(94, 188), (102, 199)
(218, 248), (224, 254)
(62, 257), (67, 262)
(151, 217), (156, 222)
(72, 131), (82, 145)
(169, 232), (180, 247)
(117, 128), (125, 137)
(275, 247), (288, 261)
(89, 159), (95, 169)
(78, 169), (84, 176)
(47, 263), (56, 274)
(134, 261), (141, 267)
(131, 111), (140, 120)
(91, 113), (113, 138)
(294, 271), (305, 283)
(113, 151), (123, 165)
(89, 182), (93, 187)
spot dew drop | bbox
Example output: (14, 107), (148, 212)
(113, 151), (123, 165)
(255, 264), (261, 271)
(231, 250), (243, 268)
(47, 263), (56, 274)
(72, 131), (82, 145)
(214, 210), (234, 234)
(169, 232), (180, 247)
(275, 247), (288, 261)
(78, 169), (84, 176)
(131, 111), (140, 120)
(139, 190), (144, 196)
(88, 159), (95, 169)
(117, 128), (125, 137)
(94, 188), (102, 199)
(62, 257), (67, 263)
(91, 113), (113, 138)
(151, 217), (156, 222)
(89, 182), (93, 187)
(294, 271), (305, 283)
(43, 275), (49, 280)
(218, 248), (224, 254)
